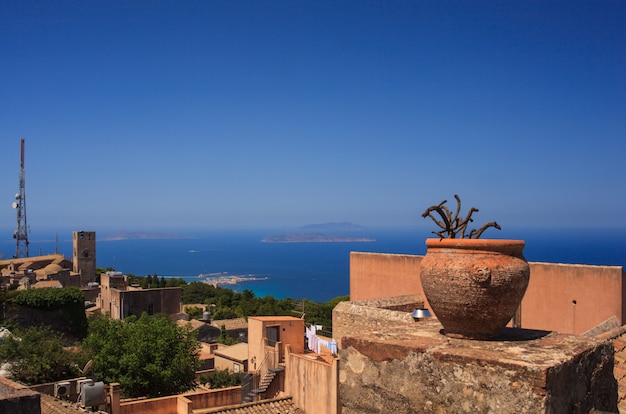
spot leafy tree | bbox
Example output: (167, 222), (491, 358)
(213, 307), (238, 321)
(184, 305), (203, 320)
(82, 313), (201, 398)
(165, 277), (187, 288)
(14, 287), (88, 339)
(181, 282), (220, 304)
(217, 325), (238, 345)
(198, 369), (241, 389)
(0, 326), (84, 385)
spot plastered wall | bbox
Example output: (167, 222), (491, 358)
(350, 252), (625, 335)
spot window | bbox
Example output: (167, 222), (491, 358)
(266, 326), (280, 346)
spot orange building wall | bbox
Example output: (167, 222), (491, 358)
(285, 347), (339, 414)
(118, 387), (241, 414)
(350, 252), (426, 305)
(522, 262), (625, 334)
(349, 252), (625, 335)
(247, 316), (305, 372)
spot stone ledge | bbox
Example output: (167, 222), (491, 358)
(339, 320), (618, 413)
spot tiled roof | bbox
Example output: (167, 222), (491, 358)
(194, 396), (302, 414)
(40, 394), (93, 414)
(32, 280), (64, 289)
(212, 318), (248, 331)
(177, 318), (207, 331)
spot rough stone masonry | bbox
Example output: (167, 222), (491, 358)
(339, 319), (617, 413)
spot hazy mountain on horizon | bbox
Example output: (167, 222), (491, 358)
(298, 222), (365, 232)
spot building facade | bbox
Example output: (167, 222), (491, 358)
(73, 231), (97, 286)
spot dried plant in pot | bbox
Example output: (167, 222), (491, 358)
(420, 195), (530, 340)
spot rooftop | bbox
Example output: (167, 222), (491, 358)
(194, 396), (301, 414)
(214, 342), (248, 362)
(212, 318), (248, 331)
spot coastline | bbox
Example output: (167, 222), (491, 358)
(200, 273), (269, 287)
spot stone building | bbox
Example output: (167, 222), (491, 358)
(0, 254), (79, 290)
(98, 271), (182, 320)
(72, 230), (96, 286)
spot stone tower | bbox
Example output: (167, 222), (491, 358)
(73, 230), (96, 285)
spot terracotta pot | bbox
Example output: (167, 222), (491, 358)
(420, 238), (530, 340)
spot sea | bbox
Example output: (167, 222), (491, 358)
(2, 227), (625, 303)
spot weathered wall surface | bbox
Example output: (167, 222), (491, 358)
(0, 377), (40, 414)
(350, 252), (625, 335)
(285, 348), (339, 414)
(598, 325), (626, 413)
(121, 288), (182, 319)
(333, 294), (423, 350)
(339, 322), (618, 414)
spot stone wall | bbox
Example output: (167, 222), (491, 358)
(339, 321), (618, 413)
(120, 287), (182, 319)
(333, 294), (424, 350)
(597, 325), (626, 413)
(0, 376), (40, 414)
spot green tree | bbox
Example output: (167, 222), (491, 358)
(181, 282), (219, 304)
(82, 313), (201, 398)
(14, 287), (88, 339)
(217, 325), (238, 345)
(213, 307), (238, 321)
(184, 305), (203, 320)
(198, 369), (241, 389)
(166, 277), (187, 288)
(0, 326), (84, 385)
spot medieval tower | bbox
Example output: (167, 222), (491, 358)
(73, 230), (96, 285)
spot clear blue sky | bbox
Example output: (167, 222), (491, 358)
(1, 1), (625, 235)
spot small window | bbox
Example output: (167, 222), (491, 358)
(266, 326), (280, 346)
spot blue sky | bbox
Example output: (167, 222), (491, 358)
(1, 1), (625, 236)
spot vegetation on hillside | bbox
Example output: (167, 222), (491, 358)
(13, 287), (88, 339)
(120, 272), (347, 333)
(0, 326), (85, 385)
(178, 280), (346, 332)
(82, 313), (201, 398)
(0, 271), (348, 397)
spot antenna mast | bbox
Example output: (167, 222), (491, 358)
(13, 138), (29, 258)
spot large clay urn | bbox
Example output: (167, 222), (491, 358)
(420, 238), (530, 340)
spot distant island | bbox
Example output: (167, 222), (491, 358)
(297, 222), (366, 232)
(262, 222), (375, 243)
(262, 233), (375, 243)
(103, 231), (187, 241)
(199, 272), (269, 287)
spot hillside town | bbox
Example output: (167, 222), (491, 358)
(1, 229), (625, 413)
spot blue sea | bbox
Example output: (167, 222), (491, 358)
(2, 227), (625, 303)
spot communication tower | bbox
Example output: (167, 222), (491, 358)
(12, 138), (29, 258)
